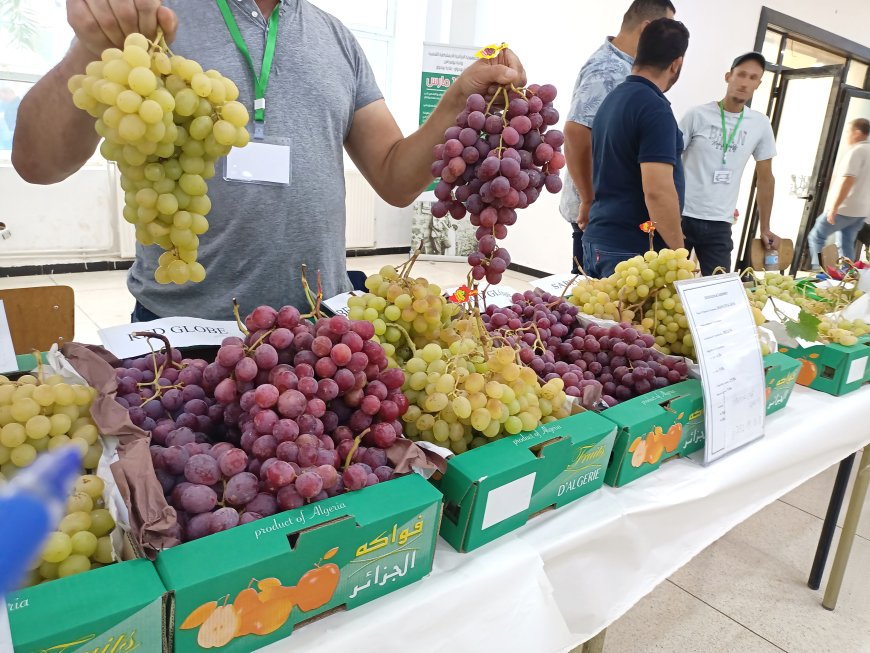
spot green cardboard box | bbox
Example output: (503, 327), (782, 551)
(434, 410), (617, 553)
(777, 335), (870, 396)
(603, 379), (705, 488)
(764, 352), (801, 415)
(157, 474), (441, 652)
(7, 558), (168, 653)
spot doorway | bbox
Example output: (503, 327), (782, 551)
(735, 8), (870, 273)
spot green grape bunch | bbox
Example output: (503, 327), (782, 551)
(68, 32), (250, 285)
(30, 474), (117, 586)
(347, 264), (460, 367)
(402, 339), (569, 454)
(0, 374), (102, 480)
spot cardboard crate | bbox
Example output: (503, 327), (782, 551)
(434, 410), (617, 553)
(764, 352), (801, 415)
(777, 335), (870, 396)
(602, 379), (705, 488)
(157, 474), (441, 652)
(7, 558), (168, 653)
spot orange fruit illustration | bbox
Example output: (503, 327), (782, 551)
(235, 593), (295, 637)
(631, 439), (647, 468)
(180, 600), (217, 630)
(796, 359), (817, 386)
(232, 588), (260, 618)
(662, 423), (682, 453)
(645, 437), (665, 465)
(197, 604), (239, 648)
(628, 436), (642, 453)
(294, 563), (340, 612)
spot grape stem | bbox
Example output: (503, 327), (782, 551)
(232, 298), (250, 337)
(343, 427), (371, 470)
(32, 350), (45, 384)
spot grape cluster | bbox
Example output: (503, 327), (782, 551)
(402, 336), (569, 454)
(31, 474), (116, 586)
(347, 264), (459, 367)
(747, 272), (869, 345)
(569, 249), (697, 357)
(483, 292), (688, 407)
(431, 84), (565, 285)
(0, 374), (101, 480)
(69, 33), (250, 284)
(120, 308), (408, 542)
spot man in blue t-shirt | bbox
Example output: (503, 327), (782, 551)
(582, 18), (690, 278)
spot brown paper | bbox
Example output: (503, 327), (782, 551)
(62, 342), (181, 556)
(387, 438), (447, 475)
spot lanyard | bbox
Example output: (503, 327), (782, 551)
(216, 0), (280, 139)
(718, 102), (744, 165)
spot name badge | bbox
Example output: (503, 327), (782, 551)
(713, 169), (733, 184)
(224, 138), (291, 186)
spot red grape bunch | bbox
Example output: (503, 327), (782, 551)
(431, 83), (565, 285)
(482, 291), (689, 408)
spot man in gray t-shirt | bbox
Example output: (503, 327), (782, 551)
(561, 0), (675, 273)
(12, 0), (525, 320)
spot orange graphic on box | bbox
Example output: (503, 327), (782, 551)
(181, 547), (340, 648)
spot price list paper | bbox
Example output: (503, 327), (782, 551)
(675, 274), (765, 463)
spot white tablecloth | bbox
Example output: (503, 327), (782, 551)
(260, 385), (870, 653)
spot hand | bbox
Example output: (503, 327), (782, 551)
(577, 203), (590, 230)
(67, 0), (178, 55)
(452, 48), (527, 100)
(827, 212), (837, 225)
(761, 229), (781, 250)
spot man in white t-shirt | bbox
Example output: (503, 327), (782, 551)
(679, 52), (780, 275)
(807, 118), (870, 269)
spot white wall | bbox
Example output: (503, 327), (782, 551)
(470, 0), (870, 274)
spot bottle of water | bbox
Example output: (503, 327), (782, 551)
(763, 247), (779, 272)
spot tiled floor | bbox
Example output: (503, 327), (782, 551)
(2, 257), (869, 652)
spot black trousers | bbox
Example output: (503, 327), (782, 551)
(571, 223), (583, 274)
(682, 216), (734, 276)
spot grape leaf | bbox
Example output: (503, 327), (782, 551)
(785, 310), (821, 342)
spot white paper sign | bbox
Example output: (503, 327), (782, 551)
(847, 357), (868, 385)
(534, 274), (580, 297)
(323, 292), (357, 317)
(675, 274), (766, 463)
(224, 141), (291, 185)
(98, 318), (245, 359)
(481, 472), (536, 530)
(0, 300), (17, 374)
(444, 285), (518, 308)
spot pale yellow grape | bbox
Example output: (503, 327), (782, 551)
(70, 530), (99, 557)
(178, 247), (198, 263)
(124, 32), (149, 51)
(213, 120), (236, 146)
(10, 397), (39, 422)
(167, 259), (190, 284)
(174, 87), (198, 116)
(72, 423), (98, 446)
(128, 66), (157, 95)
(42, 532), (73, 563)
(94, 536), (114, 564)
(123, 44), (151, 69)
(11, 443), (37, 467)
(75, 474), (105, 500)
(67, 491), (94, 513)
(58, 554), (91, 578)
(138, 98), (163, 124)
(59, 511), (92, 535)
(188, 262), (206, 282)
(151, 51), (171, 75)
(155, 267), (171, 284)
(1, 423), (26, 448)
(221, 100), (249, 127)
(25, 415), (51, 439)
(39, 561), (60, 580)
(83, 443), (102, 470)
(178, 58), (203, 80)
(156, 193), (178, 215)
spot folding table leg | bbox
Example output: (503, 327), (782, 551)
(584, 629), (607, 653)
(808, 453), (857, 590)
(823, 446), (870, 610)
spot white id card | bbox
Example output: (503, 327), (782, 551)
(224, 138), (291, 186)
(712, 169), (733, 184)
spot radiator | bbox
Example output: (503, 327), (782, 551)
(344, 169), (377, 248)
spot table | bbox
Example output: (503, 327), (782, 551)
(259, 385), (870, 653)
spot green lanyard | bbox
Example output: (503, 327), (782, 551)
(216, 0), (280, 139)
(718, 102), (744, 166)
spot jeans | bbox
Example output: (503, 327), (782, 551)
(581, 240), (644, 279)
(681, 216), (734, 277)
(807, 213), (865, 269)
(131, 301), (161, 323)
(571, 223), (584, 274)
